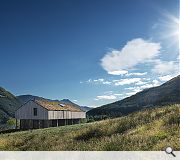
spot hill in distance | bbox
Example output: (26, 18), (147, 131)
(0, 104), (179, 150)
(87, 75), (180, 118)
(17, 95), (92, 112)
(0, 87), (22, 123)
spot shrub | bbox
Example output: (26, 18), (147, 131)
(165, 114), (180, 126)
(75, 127), (103, 141)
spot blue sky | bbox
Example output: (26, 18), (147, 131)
(0, 0), (179, 107)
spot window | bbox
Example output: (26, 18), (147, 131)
(33, 108), (37, 116)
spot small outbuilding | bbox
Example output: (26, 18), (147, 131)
(15, 99), (86, 130)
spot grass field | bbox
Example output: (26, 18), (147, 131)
(0, 104), (179, 151)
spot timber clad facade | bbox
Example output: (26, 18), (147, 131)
(15, 99), (86, 130)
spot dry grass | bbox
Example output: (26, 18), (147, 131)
(0, 104), (179, 151)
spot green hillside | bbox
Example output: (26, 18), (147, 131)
(0, 104), (179, 151)
(0, 87), (22, 124)
(87, 75), (180, 118)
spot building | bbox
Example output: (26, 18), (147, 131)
(15, 99), (86, 130)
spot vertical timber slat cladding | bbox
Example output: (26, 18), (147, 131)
(48, 110), (65, 119)
(15, 101), (48, 119)
(47, 111), (86, 119)
(15, 99), (86, 130)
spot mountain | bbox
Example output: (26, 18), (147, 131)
(87, 75), (180, 117)
(0, 87), (22, 123)
(79, 106), (92, 112)
(17, 95), (47, 103)
(60, 99), (92, 112)
(17, 95), (91, 112)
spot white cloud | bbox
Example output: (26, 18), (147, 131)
(125, 79), (161, 96)
(177, 55), (180, 60)
(87, 79), (92, 83)
(84, 77), (144, 86)
(108, 70), (128, 75)
(93, 78), (104, 82)
(102, 81), (112, 85)
(152, 79), (161, 86)
(95, 95), (117, 100)
(137, 80), (160, 90)
(139, 83), (155, 89)
(86, 78), (112, 85)
(158, 75), (175, 81)
(83, 75), (168, 89)
(125, 87), (135, 90)
(94, 91), (124, 101)
(126, 91), (138, 96)
(152, 60), (179, 75)
(113, 78), (141, 86)
(93, 77), (162, 101)
(135, 80), (148, 85)
(103, 91), (113, 94)
(113, 93), (123, 96)
(101, 38), (161, 75)
(126, 72), (147, 76)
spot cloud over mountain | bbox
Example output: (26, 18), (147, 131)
(152, 60), (179, 75)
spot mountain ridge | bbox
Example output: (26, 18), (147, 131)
(87, 75), (180, 117)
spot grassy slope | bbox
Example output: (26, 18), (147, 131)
(0, 104), (179, 151)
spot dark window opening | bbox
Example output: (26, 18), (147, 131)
(33, 108), (37, 116)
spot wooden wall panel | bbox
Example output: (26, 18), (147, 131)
(48, 111), (86, 119)
(15, 101), (48, 119)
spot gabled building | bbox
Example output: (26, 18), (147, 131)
(15, 99), (86, 130)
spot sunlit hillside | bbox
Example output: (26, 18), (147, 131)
(0, 104), (179, 151)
